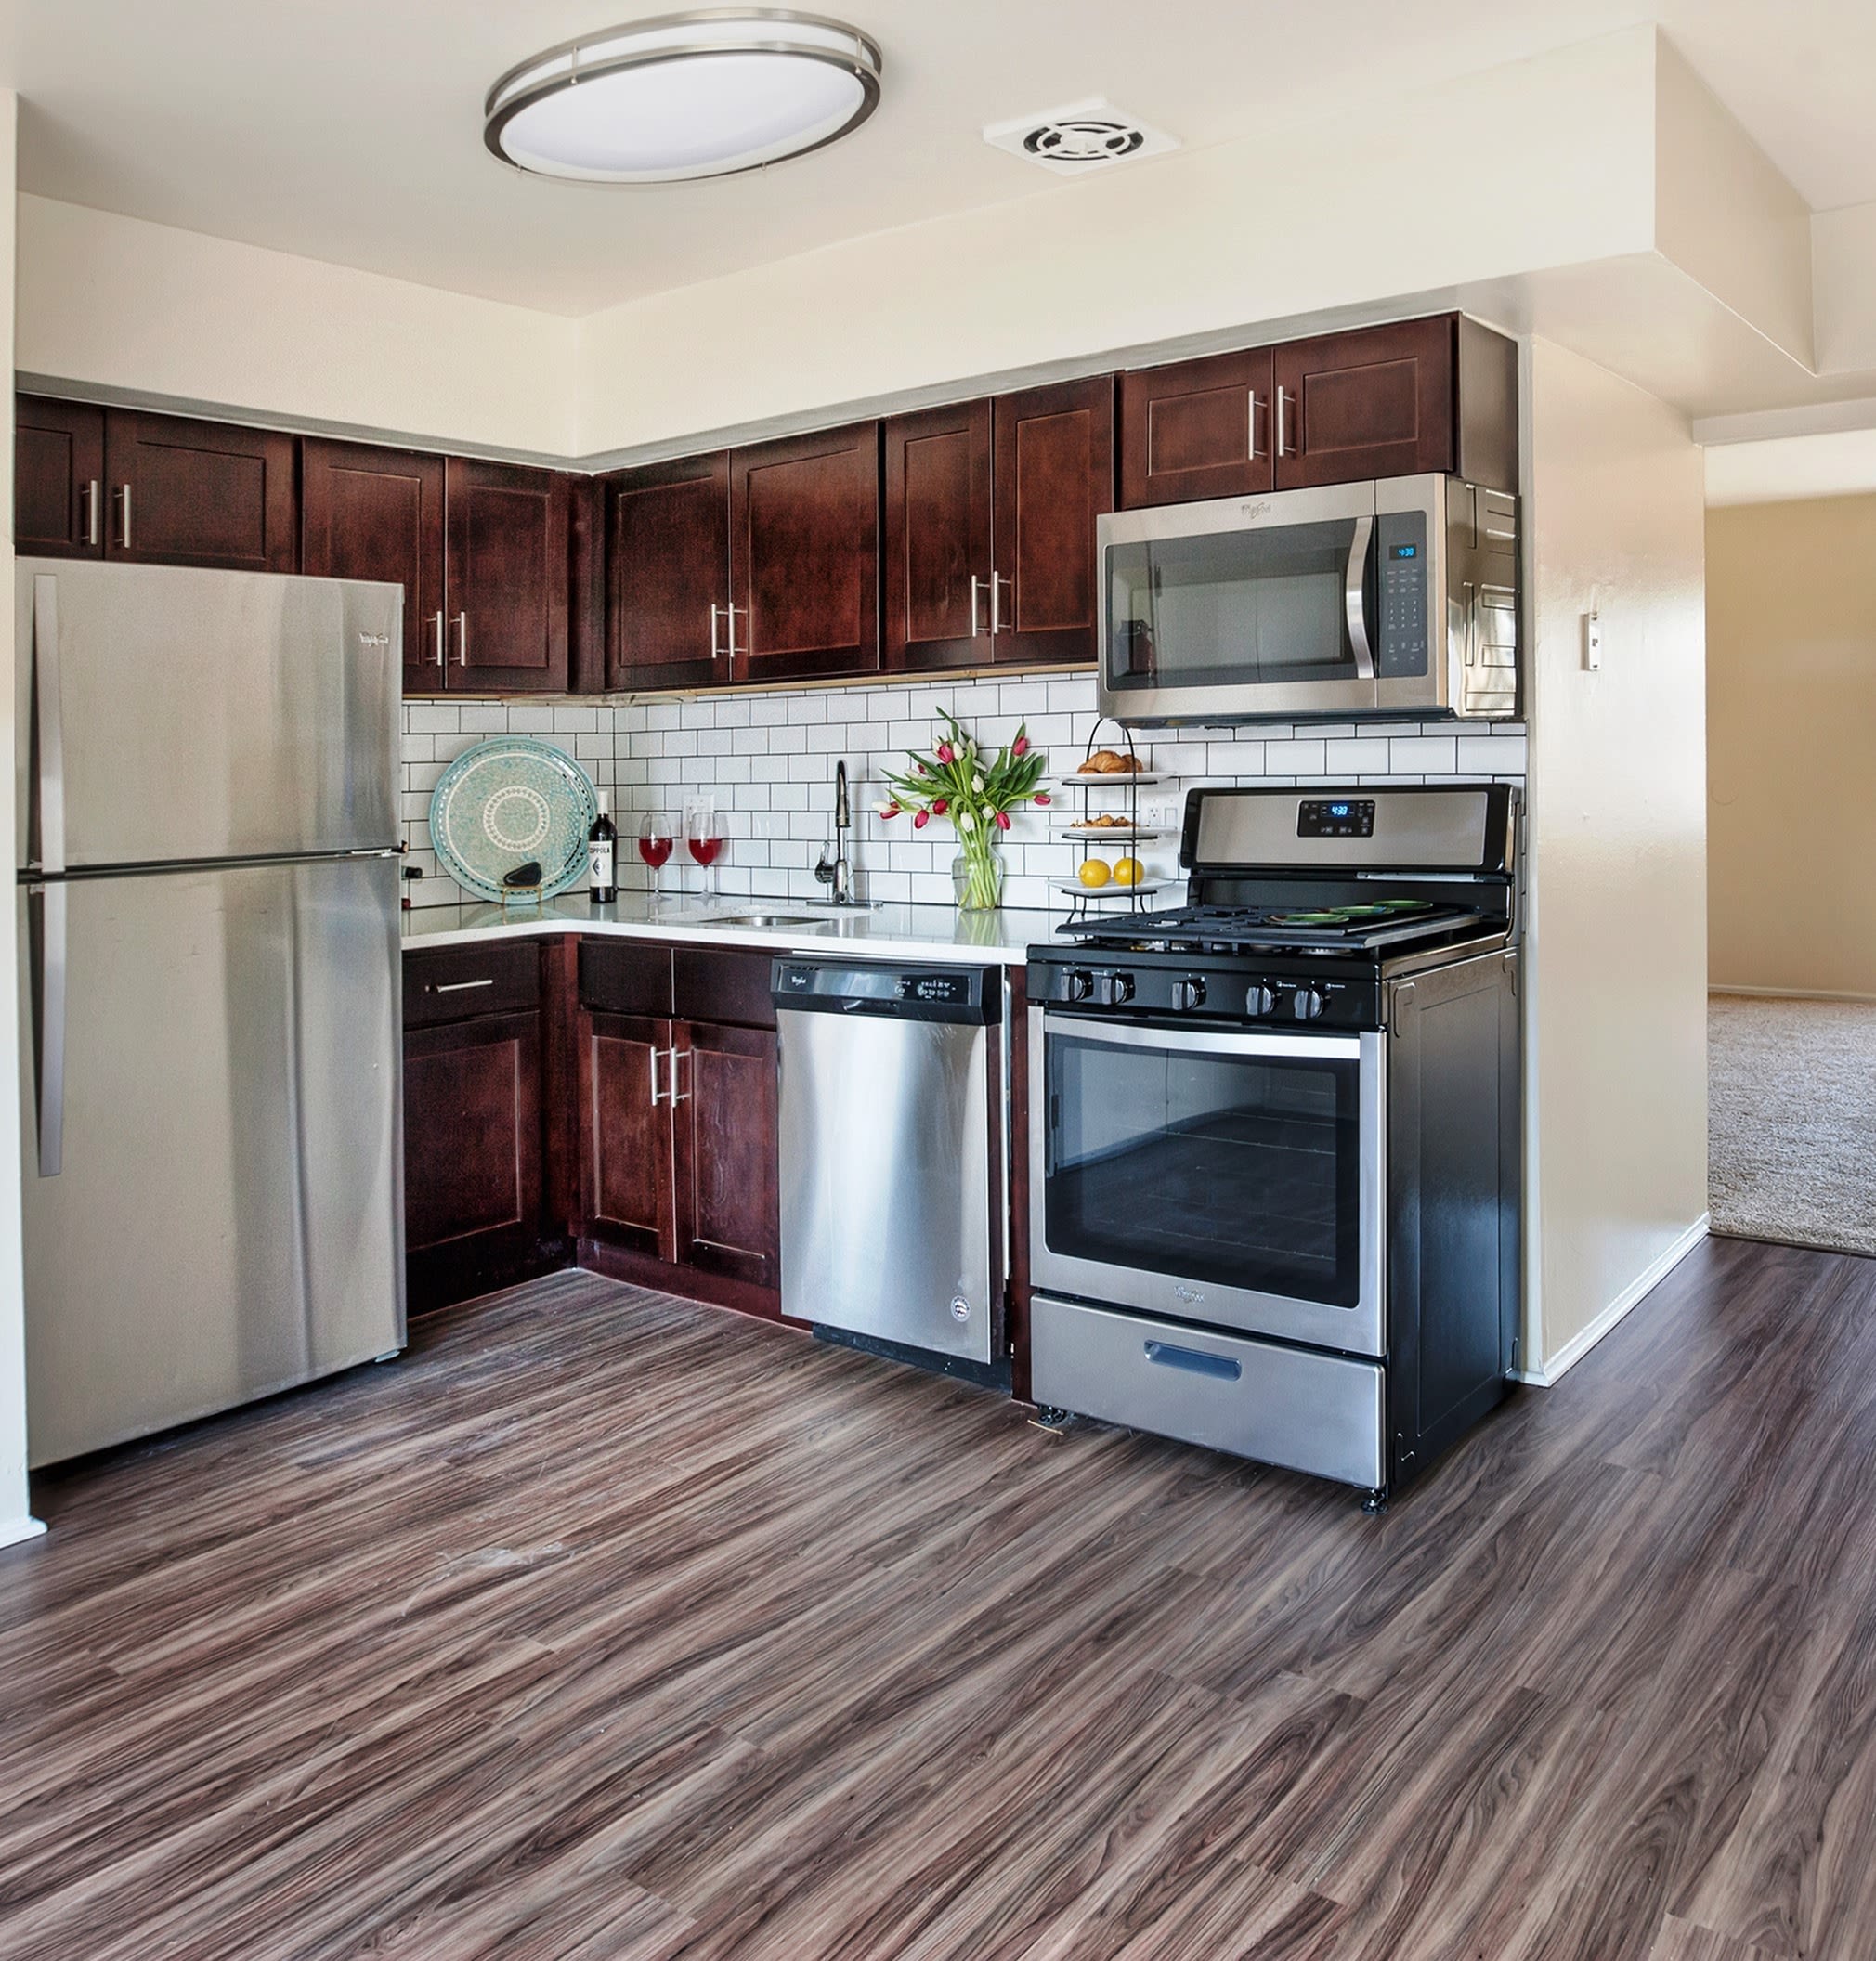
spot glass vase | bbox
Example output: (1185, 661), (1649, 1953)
(951, 838), (1005, 913)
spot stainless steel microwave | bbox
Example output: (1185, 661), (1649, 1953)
(1096, 474), (1519, 724)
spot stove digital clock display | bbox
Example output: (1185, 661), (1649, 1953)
(1297, 799), (1376, 838)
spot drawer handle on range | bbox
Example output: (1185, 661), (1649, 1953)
(1143, 1340), (1241, 1382)
(432, 977), (495, 993)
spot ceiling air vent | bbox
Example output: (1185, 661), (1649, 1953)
(983, 97), (1179, 177)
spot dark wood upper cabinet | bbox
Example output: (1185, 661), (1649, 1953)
(990, 375), (1114, 667)
(444, 458), (571, 694)
(606, 452), (731, 692)
(731, 422), (879, 685)
(882, 400), (994, 674)
(672, 1020), (779, 1292)
(1118, 349), (1272, 507)
(104, 409), (297, 573)
(1271, 315), (1461, 490)
(16, 396), (106, 558)
(301, 438), (446, 693)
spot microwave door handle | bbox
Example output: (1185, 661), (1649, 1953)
(1345, 514), (1375, 681)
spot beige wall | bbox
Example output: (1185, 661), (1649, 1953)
(1523, 337), (1710, 1377)
(0, 95), (40, 1540)
(1706, 496), (1876, 998)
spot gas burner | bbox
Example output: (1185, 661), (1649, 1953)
(1059, 896), (1482, 957)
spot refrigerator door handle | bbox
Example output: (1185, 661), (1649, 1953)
(33, 573), (67, 876)
(33, 883), (67, 1177)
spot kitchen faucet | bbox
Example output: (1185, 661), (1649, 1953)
(814, 760), (855, 904)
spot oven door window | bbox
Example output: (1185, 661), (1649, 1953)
(1106, 519), (1373, 693)
(1045, 1029), (1364, 1307)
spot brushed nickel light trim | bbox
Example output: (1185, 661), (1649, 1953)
(485, 9), (884, 185)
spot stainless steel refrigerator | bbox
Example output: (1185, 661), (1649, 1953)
(14, 559), (406, 1466)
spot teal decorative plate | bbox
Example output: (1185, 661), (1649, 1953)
(429, 737), (597, 902)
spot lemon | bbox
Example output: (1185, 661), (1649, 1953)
(1077, 858), (1113, 890)
(1113, 856), (1143, 887)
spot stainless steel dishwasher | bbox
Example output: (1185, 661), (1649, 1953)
(773, 959), (1004, 1370)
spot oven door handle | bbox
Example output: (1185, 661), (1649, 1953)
(1345, 513), (1375, 681)
(1039, 1012), (1362, 1063)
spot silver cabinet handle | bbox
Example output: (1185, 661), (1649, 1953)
(991, 574), (1011, 637)
(432, 610), (446, 667)
(31, 884), (66, 1177)
(649, 1044), (662, 1108)
(1275, 388), (1293, 458)
(1249, 392), (1265, 462)
(1345, 513), (1375, 681)
(454, 612), (468, 666)
(669, 1045), (691, 1104)
(710, 603), (723, 663)
(81, 479), (100, 548)
(725, 603), (741, 676)
(433, 977), (495, 993)
(970, 575), (985, 638)
(114, 484), (133, 551)
(33, 575), (67, 877)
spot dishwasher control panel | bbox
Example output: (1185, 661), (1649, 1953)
(772, 960), (998, 1024)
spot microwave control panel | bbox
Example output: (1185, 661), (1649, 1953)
(1375, 512), (1429, 678)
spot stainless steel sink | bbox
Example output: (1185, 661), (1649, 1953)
(697, 904), (878, 931)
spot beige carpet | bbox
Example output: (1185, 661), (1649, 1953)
(1709, 993), (1876, 1257)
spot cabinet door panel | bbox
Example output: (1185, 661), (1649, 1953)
(674, 1020), (779, 1294)
(16, 396), (106, 558)
(991, 376), (1113, 668)
(581, 1011), (675, 1261)
(105, 410), (296, 572)
(1274, 316), (1456, 489)
(607, 454), (731, 691)
(883, 400), (993, 673)
(404, 1011), (542, 1253)
(445, 459), (571, 693)
(1118, 349), (1272, 507)
(732, 422), (879, 683)
(302, 439), (446, 694)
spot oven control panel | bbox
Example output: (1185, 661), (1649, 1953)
(1034, 960), (1377, 1031)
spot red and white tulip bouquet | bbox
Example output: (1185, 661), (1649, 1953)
(876, 710), (1050, 911)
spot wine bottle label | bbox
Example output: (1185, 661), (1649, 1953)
(590, 840), (614, 887)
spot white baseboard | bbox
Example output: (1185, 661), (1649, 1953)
(1514, 1213), (1710, 1386)
(1711, 984), (1876, 1005)
(0, 1513), (46, 1551)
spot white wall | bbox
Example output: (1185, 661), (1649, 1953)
(1522, 337), (1709, 1378)
(15, 196), (578, 459)
(0, 95), (42, 1542)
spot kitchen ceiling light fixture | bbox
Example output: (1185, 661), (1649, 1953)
(484, 9), (883, 185)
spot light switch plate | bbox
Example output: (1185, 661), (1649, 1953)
(1583, 611), (1603, 670)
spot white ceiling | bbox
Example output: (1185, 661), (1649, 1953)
(4, 1), (1874, 318)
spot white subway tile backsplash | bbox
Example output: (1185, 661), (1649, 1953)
(400, 671), (1523, 913)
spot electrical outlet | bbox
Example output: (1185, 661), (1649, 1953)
(1141, 798), (1181, 830)
(1583, 610), (1603, 671)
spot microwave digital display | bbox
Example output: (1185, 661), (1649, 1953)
(1390, 544), (1418, 559)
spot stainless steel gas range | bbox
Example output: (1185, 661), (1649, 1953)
(1026, 784), (1520, 1506)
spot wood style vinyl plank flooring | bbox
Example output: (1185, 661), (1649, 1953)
(6, 1238), (1876, 1958)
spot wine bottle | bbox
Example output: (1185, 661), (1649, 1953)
(588, 791), (618, 904)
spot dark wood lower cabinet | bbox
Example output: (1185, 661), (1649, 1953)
(580, 1011), (677, 1263)
(673, 1020), (780, 1290)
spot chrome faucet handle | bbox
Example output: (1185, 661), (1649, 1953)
(814, 840), (839, 889)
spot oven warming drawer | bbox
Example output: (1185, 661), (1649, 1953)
(1030, 1293), (1385, 1489)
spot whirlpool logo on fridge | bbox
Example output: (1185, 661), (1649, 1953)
(357, 632), (392, 649)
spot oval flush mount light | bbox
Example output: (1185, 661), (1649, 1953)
(485, 9), (883, 185)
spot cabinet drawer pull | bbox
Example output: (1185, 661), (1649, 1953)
(649, 1045), (663, 1107)
(669, 1046), (691, 1104)
(82, 480), (101, 548)
(1143, 1339), (1241, 1382)
(431, 977), (495, 993)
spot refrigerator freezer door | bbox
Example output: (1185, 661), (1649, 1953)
(18, 854), (404, 1465)
(17, 559), (400, 872)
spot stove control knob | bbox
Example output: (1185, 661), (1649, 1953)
(1292, 987), (1326, 1021)
(1093, 971), (1136, 1007)
(1063, 969), (1095, 1003)
(1172, 977), (1207, 1012)
(1245, 983), (1276, 1017)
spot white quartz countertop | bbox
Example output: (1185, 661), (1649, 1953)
(401, 894), (1059, 966)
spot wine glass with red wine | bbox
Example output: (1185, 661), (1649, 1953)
(637, 810), (675, 908)
(685, 797), (727, 905)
